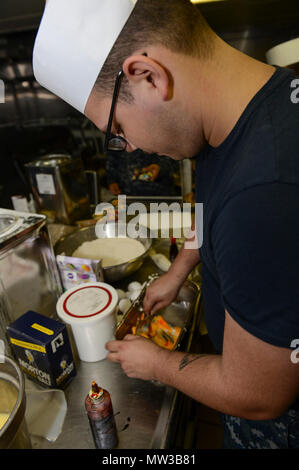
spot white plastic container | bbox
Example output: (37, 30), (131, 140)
(56, 282), (118, 362)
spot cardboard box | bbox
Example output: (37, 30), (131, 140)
(7, 311), (76, 389)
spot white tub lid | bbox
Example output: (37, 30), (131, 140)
(56, 282), (118, 324)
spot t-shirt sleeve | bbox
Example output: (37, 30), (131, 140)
(212, 182), (299, 349)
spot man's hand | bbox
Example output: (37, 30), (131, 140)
(106, 334), (168, 381)
(143, 271), (182, 315)
(143, 226), (201, 316)
(109, 182), (121, 195)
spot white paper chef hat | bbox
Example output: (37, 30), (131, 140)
(33, 0), (137, 114)
(266, 38), (299, 67)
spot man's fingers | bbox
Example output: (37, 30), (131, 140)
(123, 334), (138, 341)
(106, 352), (121, 363)
(143, 293), (155, 314)
(144, 294), (167, 316)
(106, 340), (122, 352)
(150, 301), (167, 316)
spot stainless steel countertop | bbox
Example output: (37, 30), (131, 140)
(27, 238), (201, 450)
(28, 359), (169, 449)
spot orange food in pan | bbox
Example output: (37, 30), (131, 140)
(131, 314), (181, 350)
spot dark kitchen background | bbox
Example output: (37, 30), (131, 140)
(0, 0), (299, 209)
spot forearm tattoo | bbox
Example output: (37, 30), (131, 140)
(179, 353), (205, 371)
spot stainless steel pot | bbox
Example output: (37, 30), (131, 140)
(0, 355), (32, 449)
(55, 222), (152, 282)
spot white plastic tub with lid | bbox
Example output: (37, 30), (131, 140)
(56, 282), (118, 362)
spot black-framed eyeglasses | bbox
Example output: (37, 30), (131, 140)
(104, 69), (127, 153)
(104, 53), (148, 153)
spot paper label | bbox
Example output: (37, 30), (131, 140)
(9, 337), (46, 353)
(56, 255), (100, 291)
(36, 174), (56, 195)
(31, 323), (54, 336)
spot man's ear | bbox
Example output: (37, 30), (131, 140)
(122, 55), (171, 101)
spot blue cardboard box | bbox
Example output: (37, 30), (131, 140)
(7, 311), (76, 389)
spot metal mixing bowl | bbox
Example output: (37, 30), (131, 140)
(54, 222), (152, 282)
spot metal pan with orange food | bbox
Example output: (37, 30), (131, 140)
(114, 275), (200, 351)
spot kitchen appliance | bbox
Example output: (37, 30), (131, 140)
(0, 354), (31, 449)
(0, 208), (62, 328)
(25, 154), (90, 224)
(84, 170), (101, 210)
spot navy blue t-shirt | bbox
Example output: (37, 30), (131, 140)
(196, 66), (299, 357)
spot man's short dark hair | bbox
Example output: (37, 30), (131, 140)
(94, 0), (214, 102)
